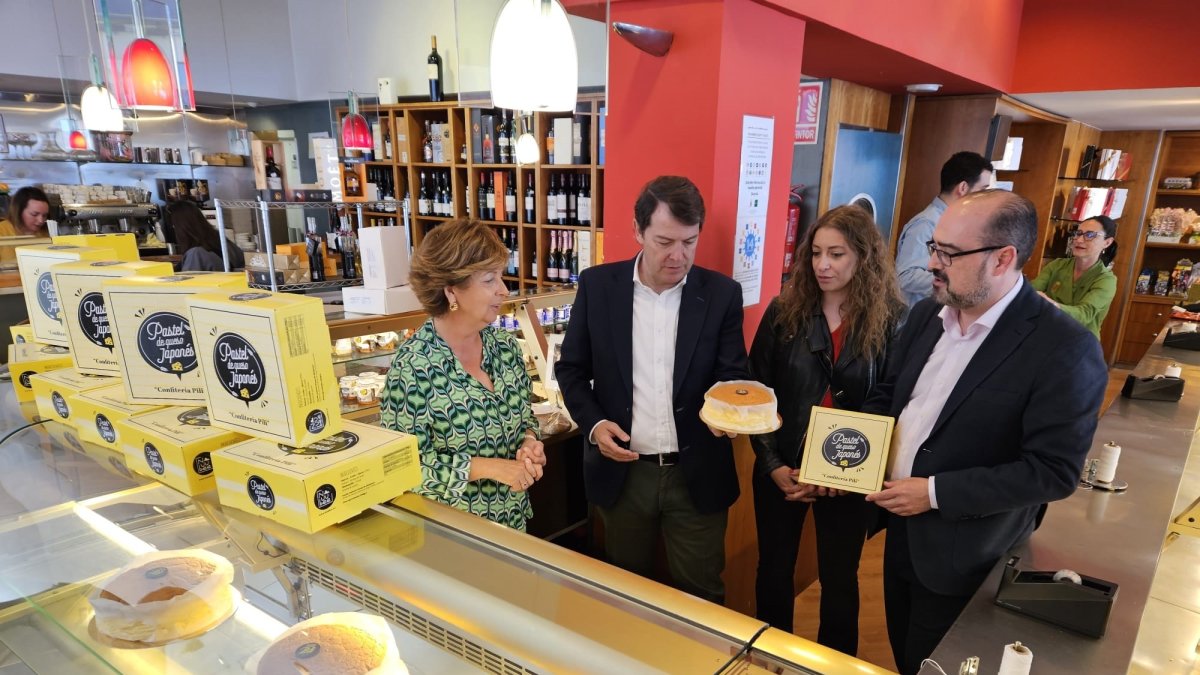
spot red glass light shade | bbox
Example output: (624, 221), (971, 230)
(122, 37), (175, 109)
(68, 130), (89, 150)
(341, 112), (372, 151)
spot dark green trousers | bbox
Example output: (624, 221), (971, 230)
(598, 460), (728, 603)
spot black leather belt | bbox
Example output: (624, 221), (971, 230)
(638, 452), (679, 466)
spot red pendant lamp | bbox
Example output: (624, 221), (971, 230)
(341, 92), (372, 152)
(123, 38), (175, 108)
(68, 129), (89, 150)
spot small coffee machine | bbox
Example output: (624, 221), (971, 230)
(55, 203), (169, 256)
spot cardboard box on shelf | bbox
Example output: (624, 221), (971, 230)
(28, 368), (117, 425)
(8, 342), (73, 403)
(211, 421), (420, 533)
(246, 253), (301, 270)
(246, 267), (310, 287)
(16, 244), (116, 346)
(103, 272), (249, 406)
(51, 260), (174, 375)
(51, 234), (140, 261)
(359, 226), (411, 289)
(70, 383), (164, 450)
(187, 290), (341, 446)
(117, 405), (247, 495)
(341, 285), (422, 315)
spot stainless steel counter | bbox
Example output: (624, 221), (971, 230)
(923, 328), (1200, 674)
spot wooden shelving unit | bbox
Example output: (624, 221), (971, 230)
(336, 95), (606, 293)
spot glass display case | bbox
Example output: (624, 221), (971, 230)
(0, 382), (885, 674)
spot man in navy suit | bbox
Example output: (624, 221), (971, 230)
(864, 189), (1107, 674)
(557, 176), (749, 603)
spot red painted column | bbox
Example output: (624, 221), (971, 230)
(604, 0), (806, 343)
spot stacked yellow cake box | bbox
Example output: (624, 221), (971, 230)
(15, 244), (116, 346)
(69, 383), (165, 451)
(116, 406), (247, 495)
(184, 290), (421, 533)
(51, 260), (173, 375)
(101, 272), (248, 406)
(7, 341), (72, 403)
(52, 233), (140, 261)
(28, 367), (117, 425)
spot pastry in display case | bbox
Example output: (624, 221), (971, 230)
(89, 549), (237, 644)
(248, 613), (406, 675)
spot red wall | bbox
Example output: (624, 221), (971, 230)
(753, 0), (1024, 92)
(606, 0), (806, 342)
(1012, 0), (1200, 92)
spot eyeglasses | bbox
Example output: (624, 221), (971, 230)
(1068, 230), (1106, 241)
(925, 241), (1004, 267)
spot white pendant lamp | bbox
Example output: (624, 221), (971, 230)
(81, 55), (125, 132)
(490, 0), (578, 112)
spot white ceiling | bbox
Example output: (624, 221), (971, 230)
(1015, 88), (1200, 131)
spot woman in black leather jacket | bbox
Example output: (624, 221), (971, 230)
(748, 205), (905, 655)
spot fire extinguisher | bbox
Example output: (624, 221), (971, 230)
(782, 185), (804, 276)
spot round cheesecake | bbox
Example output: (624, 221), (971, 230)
(701, 380), (778, 432)
(90, 550), (235, 643)
(257, 620), (396, 674)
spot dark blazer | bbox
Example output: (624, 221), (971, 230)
(556, 258), (750, 514)
(863, 280), (1106, 596)
(748, 298), (895, 478)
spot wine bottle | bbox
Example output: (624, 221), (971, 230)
(428, 36), (443, 102)
(422, 121), (433, 162)
(547, 125), (555, 164)
(498, 111), (512, 164)
(485, 173), (496, 221)
(477, 172), (487, 219)
(483, 133), (494, 164)
(509, 229), (519, 276)
(418, 171), (431, 215)
(264, 146), (283, 191)
(306, 217), (325, 282)
(524, 174), (535, 223)
(504, 171), (517, 222)
(546, 174), (559, 224)
(546, 231), (558, 282)
(340, 228), (358, 279)
(567, 174), (577, 225)
(555, 175), (568, 226)
(578, 175), (591, 226)
(383, 128), (392, 159)
(566, 231), (578, 283)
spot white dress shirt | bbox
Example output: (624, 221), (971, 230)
(889, 277), (1023, 508)
(588, 254), (686, 455)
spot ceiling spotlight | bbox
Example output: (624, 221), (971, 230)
(906, 83), (943, 94)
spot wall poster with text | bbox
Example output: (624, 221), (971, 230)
(734, 115), (774, 307)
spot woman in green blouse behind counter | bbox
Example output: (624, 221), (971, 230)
(380, 219), (546, 531)
(1031, 215), (1117, 338)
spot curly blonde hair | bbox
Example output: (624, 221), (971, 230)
(775, 205), (904, 359)
(408, 219), (507, 316)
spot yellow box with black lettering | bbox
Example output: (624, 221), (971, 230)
(51, 260), (173, 375)
(28, 368), (117, 425)
(187, 290), (340, 446)
(117, 406), (247, 495)
(9, 324), (34, 345)
(102, 272), (248, 406)
(211, 421), (420, 533)
(8, 342), (72, 403)
(70, 384), (164, 450)
(15, 244), (115, 346)
(52, 233), (140, 261)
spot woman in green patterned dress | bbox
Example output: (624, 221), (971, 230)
(380, 219), (547, 531)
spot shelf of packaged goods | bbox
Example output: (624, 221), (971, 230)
(1143, 241), (1200, 250)
(1156, 189), (1200, 196)
(362, 210), (399, 217)
(1129, 293), (1185, 305)
(249, 278), (363, 292)
(541, 164), (592, 170)
(411, 162), (458, 168)
(214, 199), (397, 210)
(469, 163), (520, 169)
(542, 224), (594, 231)
(0, 158), (249, 168)
(364, 160), (395, 166)
(413, 215), (453, 222)
(332, 348), (399, 366)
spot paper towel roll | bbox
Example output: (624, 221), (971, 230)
(1096, 442), (1120, 483)
(998, 641), (1033, 675)
(1166, 363), (1182, 378)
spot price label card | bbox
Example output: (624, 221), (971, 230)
(798, 407), (894, 495)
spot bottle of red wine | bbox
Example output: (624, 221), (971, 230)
(264, 146), (283, 191)
(524, 174), (535, 223)
(428, 36), (443, 102)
